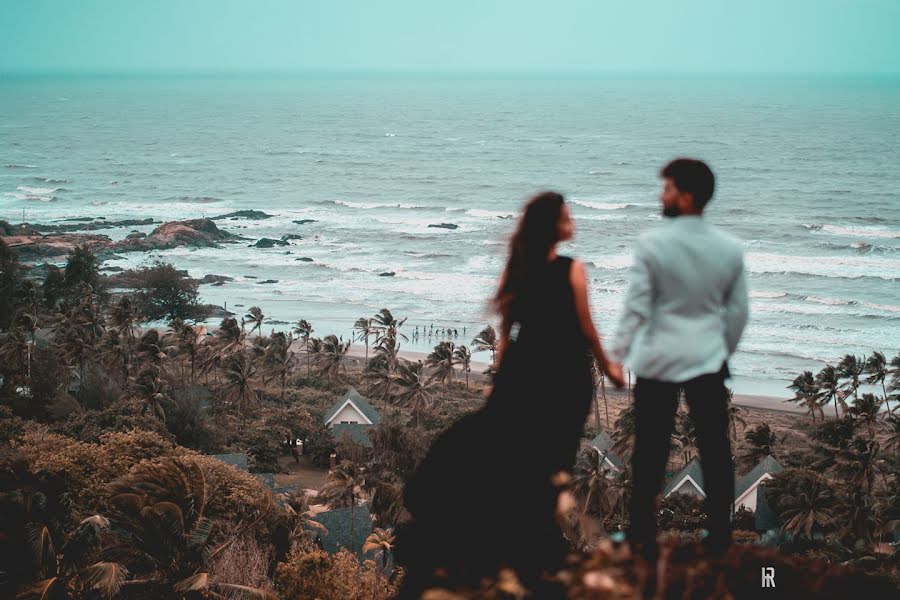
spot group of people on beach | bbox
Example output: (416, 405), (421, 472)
(395, 158), (750, 599)
(410, 324), (466, 342)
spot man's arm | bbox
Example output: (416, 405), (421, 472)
(723, 254), (749, 355)
(611, 242), (653, 363)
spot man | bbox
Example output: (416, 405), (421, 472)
(610, 158), (749, 563)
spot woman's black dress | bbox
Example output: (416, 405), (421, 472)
(395, 256), (593, 596)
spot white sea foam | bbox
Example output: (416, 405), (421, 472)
(333, 199), (425, 210)
(805, 295), (851, 306)
(750, 291), (788, 299)
(745, 252), (900, 281)
(804, 223), (900, 239)
(17, 185), (59, 194)
(464, 208), (516, 219)
(570, 199), (636, 210)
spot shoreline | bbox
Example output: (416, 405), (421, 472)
(294, 340), (808, 416)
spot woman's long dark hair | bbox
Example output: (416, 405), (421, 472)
(492, 191), (566, 328)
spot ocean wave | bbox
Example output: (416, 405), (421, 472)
(745, 252), (900, 281)
(803, 223), (900, 239)
(17, 185), (61, 195)
(169, 196), (223, 204)
(465, 208), (516, 219)
(570, 199), (637, 210)
(749, 291), (788, 299)
(863, 302), (900, 314)
(326, 199), (427, 210)
(25, 176), (70, 184)
(805, 295), (852, 306)
(5, 192), (57, 202)
(815, 241), (896, 254)
(3, 164), (38, 169)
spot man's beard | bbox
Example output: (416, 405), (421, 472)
(662, 204), (681, 218)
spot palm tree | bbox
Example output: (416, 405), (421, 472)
(472, 325), (498, 367)
(244, 306), (265, 338)
(815, 364), (845, 418)
(319, 460), (366, 554)
(106, 457), (273, 598)
(884, 414), (900, 455)
(611, 404), (636, 462)
(885, 352), (900, 414)
(200, 316), (244, 379)
(768, 469), (836, 538)
(19, 515), (129, 600)
(743, 423), (778, 468)
(865, 351), (890, 401)
(318, 334), (350, 381)
(453, 344), (472, 389)
(372, 308), (408, 346)
(354, 317), (375, 368)
(173, 320), (205, 384)
(108, 296), (140, 375)
(293, 319), (314, 377)
(832, 436), (884, 499)
(363, 527), (396, 572)
(133, 366), (169, 421)
(0, 326), (29, 386)
(837, 354), (866, 401)
(725, 388), (749, 438)
(674, 411), (698, 465)
(848, 393), (883, 439)
(788, 371), (823, 423)
(265, 331), (295, 401)
(572, 447), (614, 521)
(220, 350), (259, 414)
(394, 360), (437, 427)
(426, 341), (456, 386)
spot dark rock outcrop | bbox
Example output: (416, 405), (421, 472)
(428, 223), (459, 230)
(252, 238), (289, 248)
(111, 218), (237, 252)
(199, 274), (235, 285)
(281, 234), (303, 241)
(212, 210), (274, 220)
(292, 219), (317, 225)
(379, 271), (396, 277)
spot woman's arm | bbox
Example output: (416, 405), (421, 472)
(570, 260), (625, 387)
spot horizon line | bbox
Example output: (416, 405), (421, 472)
(3, 68), (900, 80)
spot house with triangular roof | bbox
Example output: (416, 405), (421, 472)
(324, 386), (381, 428)
(734, 455), (783, 531)
(309, 504), (376, 559)
(663, 457), (706, 499)
(589, 431), (624, 475)
(210, 452), (249, 471)
(332, 422), (374, 448)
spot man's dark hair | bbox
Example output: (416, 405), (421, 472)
(661, 158), (715, 211)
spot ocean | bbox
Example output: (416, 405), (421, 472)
(1, 74), (898, 396)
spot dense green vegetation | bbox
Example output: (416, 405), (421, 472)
(1, 239), (897, 598)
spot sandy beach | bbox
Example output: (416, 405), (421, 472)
(287, 339), (807, 415)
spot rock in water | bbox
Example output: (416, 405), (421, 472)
(199, 274), (235, 284)
(379, 271), (396, 277)
(212, 210), (274, 220)
(292, 219), (317, 225)
(427, 223), (459, 230)
(281, 234), (303, 241)
(252, 237), (289, 248)
(111, 218), (236, 252)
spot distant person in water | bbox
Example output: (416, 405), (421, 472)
(609, 158), (749, 566)
(395, 191), (624, 599)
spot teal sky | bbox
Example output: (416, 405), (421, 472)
(2, 0), (899, 75)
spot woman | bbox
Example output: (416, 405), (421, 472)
(395, 191), (624, 598)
